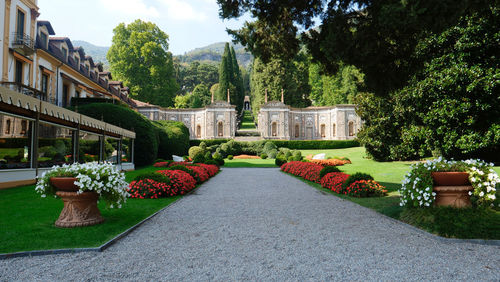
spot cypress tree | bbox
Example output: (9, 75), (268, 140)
(217, 43), (233, 100)
(230, 46), (244, 111)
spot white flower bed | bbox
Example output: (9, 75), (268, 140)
(36, 162), (129, 208)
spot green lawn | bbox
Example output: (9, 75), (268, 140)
(300, 147), (415, 192)
(0, 166), (180, 254)
(239, 111), (257, 130)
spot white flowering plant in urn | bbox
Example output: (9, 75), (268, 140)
(35, 162), (129, 208)
(399, 158), (499, 208)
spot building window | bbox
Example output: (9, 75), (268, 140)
(16, 9), (25, 35)
(75, 57), (80, 66)
(20, 120), (27, 135)
(272, 122), (277, 137)
(63, 84), (69, 107)
(348, 121), (355, 136)
(75, 90), (80, 98)
(321, 124), (326, 137)
(332, 123), (336, 137)
(39, 32), (48, 49)
(41, 73), (48, 94)
(217, 122), (223, 137)
(196, 125), (201, 138)
(5, 119), (11, 134)
(15, 60), (23, 84)
(295, 124), (300, 138)
(61, 47), (68, 60)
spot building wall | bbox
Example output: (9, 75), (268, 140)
(136, 101), (237, 140)
(258, 101), (361, 140)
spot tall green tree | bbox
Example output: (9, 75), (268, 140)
(250, 54), (310, 117)
(176, 61), (219, 94)
(217, 0), (491, 96)
(217, 43), (234, 101)
(107, 20), (178, 107)
(230, 46), (245, 111)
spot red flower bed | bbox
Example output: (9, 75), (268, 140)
(186, 166), (210, 183)
(280, 161), (324, 183)
(153, 162), (170, 167)
(346, 180), (387, 198)
(320, 172), (350, 194)
(157, 170), (196, 195)
(128, 179), (176, 199)
(197, 163), (219, 177)
(169, 161), (192, 167)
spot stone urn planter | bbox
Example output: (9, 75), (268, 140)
(431, 172), (473, 208)
(50, 177), (104, 228)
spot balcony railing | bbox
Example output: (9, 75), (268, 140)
(11, 32), (35, 55)
(0, 82), (53, 103)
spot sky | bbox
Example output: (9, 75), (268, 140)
(37, 0), (251, 55)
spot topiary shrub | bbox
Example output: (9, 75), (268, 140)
(154, 120), (190, 160)
(292, 150), (302, 161)
(227, 155), (234, 160)
(192, 154), (205, 164)
(319, 166), (342, 179)
(342, 172), (374, 192)
(188, 146), (205, 160)
(204, 159), (219, 166)
(275, 155), (287, 167)
(214, 158), (224, 166)
(77, 103), (158, 166)
(267, 149), (278, 159)
(260, 153), (268, 159)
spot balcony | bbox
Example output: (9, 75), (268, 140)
(0, 82), (53, 103)
(11, 32), (35, 55)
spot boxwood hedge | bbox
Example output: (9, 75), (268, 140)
(154, 120), (190, 160)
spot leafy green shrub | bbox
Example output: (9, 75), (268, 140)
(189, 139), (229, 147)
(77, 103), (158, 166)
(268, 140), (359, 150)
(214, 158), (225, 166)
(342, 173), (374, 192)
(134, 171), (171, 184)
(292, 150), (302, 161)
(213, 152), (222, 160)
(260, 153), (268, 159)
(275, 156), (287, 167)
(204, 151), (213, 160)
(192, 154), (205, 164)
(154, 120), (190, 160)
(319, 166), (341, 179)
(267, 149), (278, 159)
(188, 146), (205, 159)
(155, 158), (167, 163)
(287, 156), (294, 162)
(227, 155), (234, 160)
(199, 142), (207, 150)
(204, 159), (219, 166)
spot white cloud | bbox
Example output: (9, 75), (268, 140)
(99, 0), (160, 18)
(157, 0), (208, 21)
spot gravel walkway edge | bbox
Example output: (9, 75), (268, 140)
(281, 170), (500, 246)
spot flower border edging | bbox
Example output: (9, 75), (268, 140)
(0, 174), (215, 260)
(283, 170), (500, 246)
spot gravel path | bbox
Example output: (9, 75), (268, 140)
(1, 168), (499, 281)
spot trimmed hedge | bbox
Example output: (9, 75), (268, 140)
(77, 103), (158, 166)
(268, 140), (360, 149)
(153, 120), (190, 160)
(189, 139), (230, 147)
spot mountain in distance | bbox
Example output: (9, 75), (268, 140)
(175, 42), (253, 67)
(72, 40), (110, 69)
(72, 40), (253, 69)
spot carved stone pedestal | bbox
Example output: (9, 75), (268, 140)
(55, 191), (104, 228)
(433, 186), (474, 208)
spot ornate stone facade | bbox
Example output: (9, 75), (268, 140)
(136, 101), (237, 139)
(258, 101), (361, 140)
